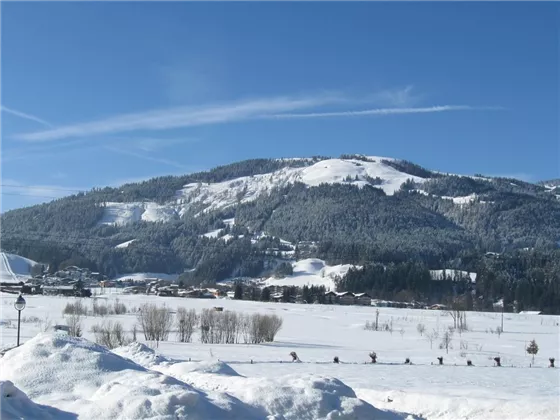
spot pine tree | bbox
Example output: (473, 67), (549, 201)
(261, 287), (271, 301)
(526, 339), (539, 363)
(234, 283), (243, 300)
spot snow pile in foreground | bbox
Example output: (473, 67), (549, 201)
(0, 381), (70, 420)
(0, 333), (252, 419)
(156, 364), (394, 420)
(1, 333), (388, 419)
(112, 342), (175, 368)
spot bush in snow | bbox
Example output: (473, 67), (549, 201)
(63, 300), (87, 316)
(91, 321), (131, 349)
(137, 303), (173, 347)
(65, 313), (83, 337)
(416, 323), (426, 336)
(111, 299), (127, 315)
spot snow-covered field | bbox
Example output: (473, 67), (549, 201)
(1, 292), (558, 419)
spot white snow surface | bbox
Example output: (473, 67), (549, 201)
(263, 258), (358, 291)
(115, 239), (136, 249)
(112, 342), (175, 368)
(0, 332), (384, 420)
(0, 380), (72, 420)
(113, 272), (180, 282)
(1, 293), (558, 420)
(175, 157), (427, 214)
(0, 252), (40, 282)
(99, 202), (180, 226)
(430, 269), (477, 283)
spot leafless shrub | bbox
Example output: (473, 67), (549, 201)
(112, 299), (127, 315)
(21, 315), (41, 323)
(91, 321), (131, 349)
(417, 323), (426, 336)
(177, 308), (198, 343)
(199, 310), (282, 344)
(460, 340), (469, 350)
(63, 300), (87, 316)
(137, 303), (173, 347)
(65, 313), (83, 337)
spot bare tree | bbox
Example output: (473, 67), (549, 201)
(440, 330), (453, 354)
(425, 329), (438, 349)
(137, 303), (173, 347)
(176, 308), (198, 343)
(417, 323), (426, 337)
(447, 301), (467, 332)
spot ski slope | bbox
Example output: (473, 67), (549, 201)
(0, 252), (40, 282)
(263, 258), (358, 291)
(1, 292), (558, 419)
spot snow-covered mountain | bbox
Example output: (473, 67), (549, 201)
(100, 156), (428, 225)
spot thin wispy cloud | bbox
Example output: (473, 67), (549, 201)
(14, 92), (502, 143)
(16, 95), (342, 142)
(264, 105), (500, 119)
(104, 146), (189, 169)
(1, 106), (52, 127)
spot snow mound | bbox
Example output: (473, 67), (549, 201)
(156, 366), (386, 420)
(264, 258), (358, 291)
(0, 252), (40, 282)
(112, 342), (175, 368)
(0, 333), (256, 419)
(0, 381), (71, 420)
(164, 361), (241, 377)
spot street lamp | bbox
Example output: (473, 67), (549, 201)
(14, 294), (26, 347)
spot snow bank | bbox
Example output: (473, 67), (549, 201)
(112, 342), (175, 368)
(0, 333), (254, 419)
(0, 381), (72, 420)
(155, 366), (385, 420)
(161, 360), (241, 377)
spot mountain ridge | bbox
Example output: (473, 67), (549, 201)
(1, 154), (559, 312)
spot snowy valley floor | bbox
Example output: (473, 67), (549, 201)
(1, 292), (559, 419)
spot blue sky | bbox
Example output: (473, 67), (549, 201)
(1, 2), (558, 211)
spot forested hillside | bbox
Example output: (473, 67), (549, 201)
(2, 155), (559, 312)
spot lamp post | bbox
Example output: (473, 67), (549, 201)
(14, 294), (26, 347)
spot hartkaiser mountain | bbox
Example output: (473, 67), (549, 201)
(2, 154), (560, 311)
